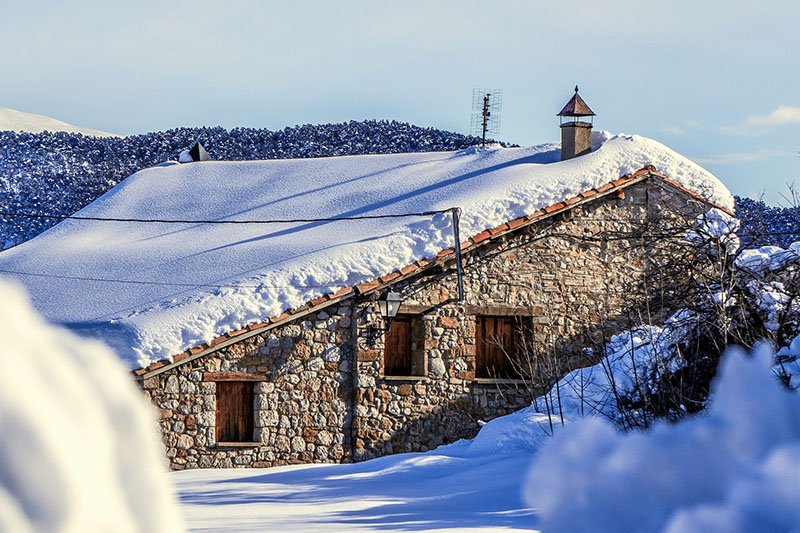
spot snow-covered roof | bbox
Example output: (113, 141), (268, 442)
(0, 132), (733, 369)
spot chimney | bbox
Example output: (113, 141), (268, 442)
(557, 86), (595, 161)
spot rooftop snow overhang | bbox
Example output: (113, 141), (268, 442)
(134, 166), (729, 380)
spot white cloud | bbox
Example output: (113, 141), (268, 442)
(746, 106), (800, 127)
(660, 119), (703, 136)
(722, 106), (800, 135)
(692, 148), (792, 165)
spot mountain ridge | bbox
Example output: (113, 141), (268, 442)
(0, 107), (118, 138)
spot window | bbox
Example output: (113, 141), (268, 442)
(215, 381), (255, 443)
(475, 315), (526, 379)
(384, 314), (425, 376)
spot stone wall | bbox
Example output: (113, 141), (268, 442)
(351, 179), (706, 459)
(142, 178), (707, 469)
(142, 303), (355, 469)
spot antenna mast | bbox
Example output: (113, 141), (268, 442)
(471, 89), (502, 147)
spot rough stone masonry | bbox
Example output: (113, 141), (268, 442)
(140, 177), (708, 469)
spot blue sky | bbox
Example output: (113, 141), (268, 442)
(1, 0), (798, 202)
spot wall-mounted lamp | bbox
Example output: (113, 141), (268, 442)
(365, 291), (403, 345)
(377, 291), (402, 325)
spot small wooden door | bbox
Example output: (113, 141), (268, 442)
(385, 315), (412, 376)
(215, 381), (254, 443)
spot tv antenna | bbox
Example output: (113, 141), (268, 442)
(470, 89), (502, 147)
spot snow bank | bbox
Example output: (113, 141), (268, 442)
(0, 279), (182, 532)
(0, 133), (733, 368)
(525, 344), (800, 533)
(533, 310), (696, 424)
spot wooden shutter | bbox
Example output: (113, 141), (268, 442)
(384, 315), (412, 376)
(476, 316), (519, 378)
(215, 381), (254, 443)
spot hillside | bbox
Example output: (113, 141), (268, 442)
(0, 107), (117, 137)
(0, 121), (795, 252)
(0, 121), (489, 249)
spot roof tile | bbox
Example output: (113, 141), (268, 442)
(400, 264), (419, 275)
(379, 271), (401, 283)
(507, 217), (527, 230)
(544, 202), (566, 214)
(309, 295), (329, 306)
(471, 230), (491, 244)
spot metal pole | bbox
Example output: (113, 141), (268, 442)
(481, 94), (490, 148)
(451, 207), (465, 302)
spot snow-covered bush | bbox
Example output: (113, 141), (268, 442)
(533, 310), (699, 428)
(525, 343), (800, 533)
(0, 279), (182, 532)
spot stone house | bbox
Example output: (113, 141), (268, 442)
(0, 91), (733, 470)
(133, 164), (726, 469)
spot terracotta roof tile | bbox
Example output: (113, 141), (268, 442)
(189, 346), (205, 355)
(565, 195), (583, 205)
(580, 190), (598, 199)
(489, 223), (510, 235)
(596, 183), (614, 193)
(173, 351), (190, 363)
(544, 202), (566, 214)
(355, 280), (380, 293)
(379, 271), (401, 283)
(310, 295), (330, 306)
(400, 264), (418, 275)
(208, 335), (228, 348)
(332, 286), (354, 297)
(471, 230), (491, 244)
(507, 217), (527, 230)
(437, 247), (455, 258)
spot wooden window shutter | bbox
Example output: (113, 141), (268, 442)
(476, 316), (521, 379)
(384, 315), (412, 376)
(215, 381), (255, 443)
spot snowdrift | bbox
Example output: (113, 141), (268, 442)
(526, 344), (800, 533)
(0, 280), (182, 532)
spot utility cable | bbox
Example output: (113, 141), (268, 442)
(0, 209), (453, 225)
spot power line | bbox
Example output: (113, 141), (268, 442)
(0, 209), (453, 225)
(0, 268), (348, 290)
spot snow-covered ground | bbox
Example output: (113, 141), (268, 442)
(0, 132), (733, 369)
(174, 341), (799, 533)
(0, 107), (118, 137)
(175, 448), (538, 532)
